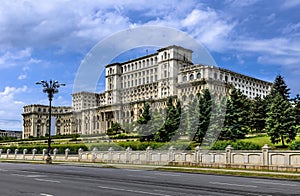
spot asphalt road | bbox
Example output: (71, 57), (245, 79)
(0, 163), (299, 196)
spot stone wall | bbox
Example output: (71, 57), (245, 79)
(2, 144), (300, 171)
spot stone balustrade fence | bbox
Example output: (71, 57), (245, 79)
(2, 144), (300, 171)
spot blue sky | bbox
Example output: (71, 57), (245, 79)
(0, 0), (300, 131)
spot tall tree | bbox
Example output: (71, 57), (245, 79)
(269, 75), (290, 100)
(220, 88), (251, 140)
(266, 93), (297, 146)
(186, 98), (199, 141)
(155, 97), (181, 142)
(291, 94), (300, 126)
(249, 96), (267, 133)
(137, 102), (154, 141)
(193, 89), (212, 144)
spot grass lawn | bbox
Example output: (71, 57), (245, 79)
(240, 135), (300, 149)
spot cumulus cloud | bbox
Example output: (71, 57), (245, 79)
(0, 86), (27, 130)
(18, 74), (27, 80)
(282, 0), (300, 8)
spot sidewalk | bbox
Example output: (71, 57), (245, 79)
(57, 161), (300, 178)
(2, 159), (300, 179)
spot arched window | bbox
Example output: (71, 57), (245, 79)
(189, 74), (194, 80)
(197, 73), (201, 79)
(183, 75), (187, 82)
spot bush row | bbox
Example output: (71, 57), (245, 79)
(210, 141), (262, 150)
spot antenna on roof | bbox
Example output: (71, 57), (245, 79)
(146, 49), (148, 55)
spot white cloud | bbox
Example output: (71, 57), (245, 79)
(0, 86), (27, 130)
(180, 9), (236, 51)
(282, 0), (300, 8)
(225, 0), (259, 7)
(18, 74), (27, 80)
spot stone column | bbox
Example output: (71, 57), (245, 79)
(226, 145), (233, 164)
(6, 149), (11, 158)
(146, 146), (152, 162)
(126, 147), (132, 163)
(32, 149), (37, 160)
(194, 146), (201, 163)
(53, 148), (58, 160)
(65, 148), (70, 160)
(14, 149), (19, 159)
(92, 147), (98, 162)
(262, 144), (271, 166)
(23, 149), (28, 160)
(168, 146), (176, 162)
(42, 149), (47, 160)
(78, 148), (83, 161)
(108, 147), (114, 162)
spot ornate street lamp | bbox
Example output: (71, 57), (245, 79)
(36, 80), (65, 164)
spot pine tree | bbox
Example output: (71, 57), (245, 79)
(269, 75), (290, 100)
(220, 88), (251, 140)
(266, 93), (297, 146)
(193, 89), (212, 144)
(249, 96), (266, 133)
(291, 94), (300, 126)
(155, 97), (181, 142)
(186, 98), (199, 141)
(136, 102), (154, 141)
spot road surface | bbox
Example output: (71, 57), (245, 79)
(0, 162), (299, 195)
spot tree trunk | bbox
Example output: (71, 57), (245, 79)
(281, 135), (285, 147)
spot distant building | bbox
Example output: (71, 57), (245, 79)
(22, 45), (272, 139)
(0, 129), (22, 139)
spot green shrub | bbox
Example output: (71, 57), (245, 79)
(211, 140), (261, 150)
(289, 141), (300, 150)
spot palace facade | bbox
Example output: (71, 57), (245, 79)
(22, 45), (272, 139)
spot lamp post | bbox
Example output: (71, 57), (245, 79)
(36, 80), (65, 164)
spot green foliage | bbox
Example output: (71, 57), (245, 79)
(211, 140), (261, 150)
(107, 122), (124, 135)
(137, 102), (151, 124)
(269, 75), (290, 101)
(136, 102), (157, 141)
(266, 93), (298, 146)
(291, 94), (300, 126)
(289, 141), (300, 150)
(155, 97), (181, 142)
(109, 133), (139, 140)
(220, 88), (251, 140)
(249, 96), (267, 133)
(193, 89), (212, 144)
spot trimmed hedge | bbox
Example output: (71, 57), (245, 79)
(90, 141), (198, 151)
(211, 140), (262, 150)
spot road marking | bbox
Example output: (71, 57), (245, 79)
(40, 193), (53, 196)
(0, 169), (8, 171)
(128, 174), (155, 179)
(250, 180), (299, 187)
(154, 173), (181, 177)
(35, 178), (61, 183)
(98, 186), (171, 196)
(11, 174), (46, 178)
(209, 181), (257, 188)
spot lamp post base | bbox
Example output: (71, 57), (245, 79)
(45, 154), (52, 164)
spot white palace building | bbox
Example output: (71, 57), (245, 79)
(22, 45), (272, 139)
